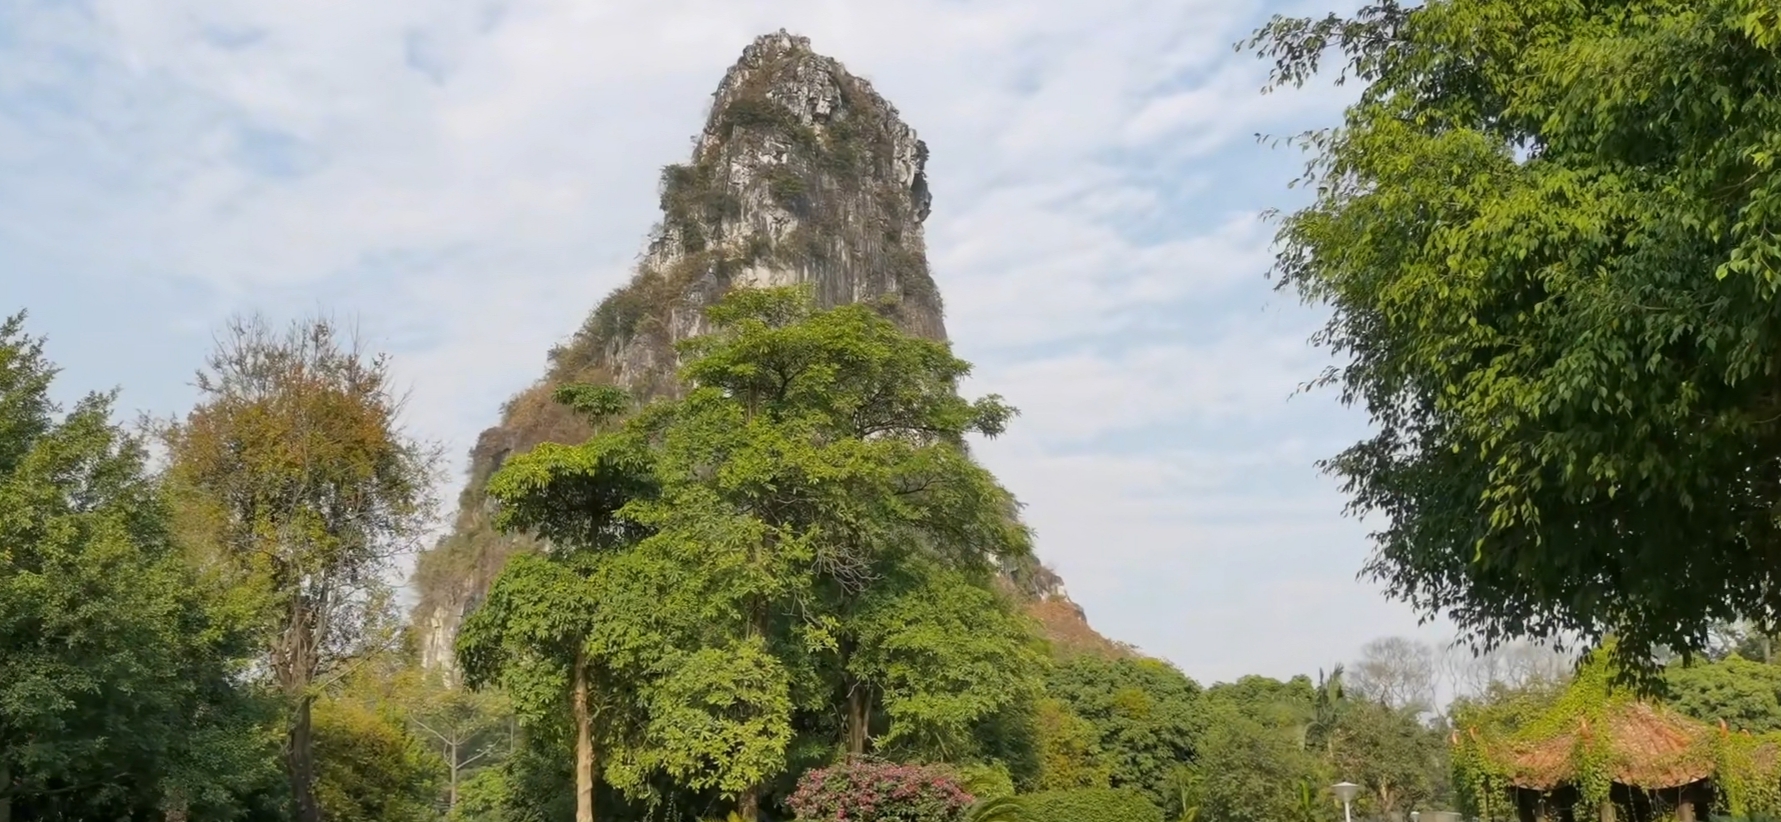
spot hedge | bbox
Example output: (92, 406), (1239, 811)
(1019, 788), (1164, 822)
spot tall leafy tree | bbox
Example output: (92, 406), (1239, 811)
(1043, 656), (1203, 816)
(1324, 702), (1445, 817)
(158, 314), (439, 822)
(844, 557), (1044, 763)
(1029, 698), (1113, 793)
(1185, 703), (1328, 822)
(407, 674), (513, 813)
(0, 313), (274, 821)
(458, 382), (652, 822)
(458, 549), (625, 822)
(1249, 0), (1781, 669)
(1204, 675), (1318, 744)
(480, 287), (1036, 820)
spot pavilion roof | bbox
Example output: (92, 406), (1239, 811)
(1488, 701), (1718, 791)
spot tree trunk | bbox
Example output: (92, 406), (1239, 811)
(739, 786), (761, 822)
(845, 680), (870, 756)
(287, 695), (321, 822)
(574, 649), (596, 822)
(447, 739), (459, 811)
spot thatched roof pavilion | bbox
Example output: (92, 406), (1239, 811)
(1453, 650), (1781, 822)
(1488, 701), (1719, 822)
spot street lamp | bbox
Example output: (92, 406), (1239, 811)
(1332, 782), (1361, 822)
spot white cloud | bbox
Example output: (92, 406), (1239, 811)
(0, 0), (1440, 684)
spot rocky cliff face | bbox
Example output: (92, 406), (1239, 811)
(410, 30), (1115, 675)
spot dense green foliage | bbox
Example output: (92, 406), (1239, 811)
(1667, 655), (1781, 733)
(311, 698), (442, 822)
(1188, 703), (1325, 822)
(1251, 0), (1781, 667)
(467, 288), (1041, 818)
(0, 314), (278, 821)
(0, 313), (505, 822)
(1041, 656), (1201, 814)
(1018, 788), (1162, 822)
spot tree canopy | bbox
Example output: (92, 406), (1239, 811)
(1250, 0), (1781, 667)
(463, 288), (1041, 820)
(157, 314), (440, 822)
(0, 314), (276, 821)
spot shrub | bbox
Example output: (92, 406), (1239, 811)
(1019, 788), (1164, 822)
(766, 167), (808, 208)
(788, 760), (976, 822)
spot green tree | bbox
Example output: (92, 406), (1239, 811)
(845, 558), (1045, 762)
(158, 314), (439, 822)
(1204, 675), (1318, 745)
(408, 674), (514, 813)
(1324, 701), (1446, 817)
(1029, 698), (1112, 792)
(1187, 705), (1327, 822)
(1044, 656), (1202, 816)
(1020, 788), (1163, 822)
(457, 381), (652, 822)
(479, 287), (1036, 820)
(1665, 655), (1781, 732)
(0, 313), (275, 821)
(1249, 0), (1781, 668)
(311, 698), (441, 822)
(1306, 666), (1348, 755)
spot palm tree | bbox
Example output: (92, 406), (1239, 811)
(1308, 665), (1348, 754)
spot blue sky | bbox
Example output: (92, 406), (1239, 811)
(0, 0), (1457, 685)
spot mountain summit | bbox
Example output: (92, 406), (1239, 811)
(411, 31), (1121, 674)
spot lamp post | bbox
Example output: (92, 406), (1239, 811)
(1332, 782), (1361, 822)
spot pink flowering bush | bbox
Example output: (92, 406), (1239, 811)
(786, 760), (976, 822)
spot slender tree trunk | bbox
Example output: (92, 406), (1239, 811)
(287, 695), (321, 822)
(574, 649), (596, 822)
(845, 679), (870, 756)
(278, 591), (323, 822)
(448, 740), (459, 811)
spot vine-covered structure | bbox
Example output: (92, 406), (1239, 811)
(1453, 651), (1781, 822)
